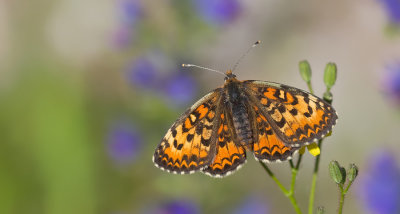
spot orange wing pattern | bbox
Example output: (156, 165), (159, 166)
(201, 110), (247, 177)
(244, 80), (338, 147)
(251, 105), (297, 162)
(154, 77), (338, 178)
(153, 90), (222, 174)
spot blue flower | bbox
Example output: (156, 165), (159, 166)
(379, 0), (400, 24)
(193, 0), (241, 26)
(233, 195), (269, 214)
(163, 73), (197, 106)
(127, 57), (159, 89)
(145, 199), (200, 214)
(107, 120), (142, 165)
(359, 150), (400, 214)
(382, 63), (400, 104)
(118, 0), (142, 25)
(112, 0), (142, 48)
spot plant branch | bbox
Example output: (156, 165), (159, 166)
(295, 154), (303, 170)
(338, 184), (345, 214)
(308, 139), (323, 214)
(259, 161), (302, 214)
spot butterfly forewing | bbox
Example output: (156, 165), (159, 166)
(153, 89), (223, 174)
(243, 80), (338, 147)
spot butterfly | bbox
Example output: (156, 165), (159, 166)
(153, 69), (338, 178)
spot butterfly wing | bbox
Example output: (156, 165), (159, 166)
(201, 108), (247, 177)
(250, 105), (298, 162)
(243, 80), (338, 147)
(153, 89), (223, 174)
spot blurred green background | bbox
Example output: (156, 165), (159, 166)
(1, 0), (400, 213)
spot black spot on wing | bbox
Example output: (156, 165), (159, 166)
(289, 108), (298, 116)
(172, 129), (177, 137)
(186, 134), (194, 142)
(276, 117), (286, 128)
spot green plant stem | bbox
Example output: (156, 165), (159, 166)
(290, 168), (298, 193)
(343, 181), (353, 193)
(337, 181), (354, 214)
(289, 160), (295, 169)
(338, 185), (345, 214)
(260, 162), (288, 194)
(295, 154), (303, 170)
(260, 162), (302, 214)
(308, 139), (323, 214)
(307, 82), (314, 94)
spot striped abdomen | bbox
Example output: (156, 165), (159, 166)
(231, 102), (252, 145)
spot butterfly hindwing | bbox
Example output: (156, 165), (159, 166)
(250, 105), (298, 162)
(153, 89), (223, 174)
(243, 80), (338, 147)
(201, 108), (247, 177)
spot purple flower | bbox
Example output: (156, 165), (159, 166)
(112, 0), (142, 48)
(145, 199), (200, 214)
(193, 0), (241, 26)
(379, 0), (400, 24)
(107, 120), (142, 164)
(233, 195), (269, 214)
(127, 57), (158, 89)
(359, 150), (400, 214)
(118, 0), (142, 25)
(163, 73), (197, 105)
(382, 63), (400, 105)
(113, 26), (134, 48)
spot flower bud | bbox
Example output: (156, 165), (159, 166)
(299, 60), (312, 83)
(348, 164), (359, 182)
(329, 160), (346, 184)
(307, 142), (320, 156)
(324, 63), (337, 90)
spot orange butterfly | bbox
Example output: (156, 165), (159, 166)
(153, 65), (337, 178)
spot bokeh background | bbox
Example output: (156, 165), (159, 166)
(1, 0), (400, 213)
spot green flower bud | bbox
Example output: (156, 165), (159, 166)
(299, 60), (312, 83)
(329, 161), (346, 184)
(324, 63), (337, 90)
(348, 164), (359, 182)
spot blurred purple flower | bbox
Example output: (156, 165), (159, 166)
(112, 0), (142, 48)
(233, 195), (269, 214)
(107, 120), (142, 164)
(127, 57), (158, 89)
(379, 0), (400, 24)
(113, 26), (134, 48)
(382, 63), (400, 105)
(359, 150), (400, 214)
(193, 0), (241, 26)
(146, 199), (200, 214)
(163, 73), (197, 105)
(119, 0), (143, 25)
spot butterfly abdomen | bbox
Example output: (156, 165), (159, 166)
(226, 80), (253, 145)
(231, 103), (252, 145)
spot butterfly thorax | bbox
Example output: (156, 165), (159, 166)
(224, 74), (253, 146)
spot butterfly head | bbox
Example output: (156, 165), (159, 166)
(224, 70), (237, 82)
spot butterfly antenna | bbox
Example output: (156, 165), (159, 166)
(231, 40), (261, 72)
(182, 64), (226, 76)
